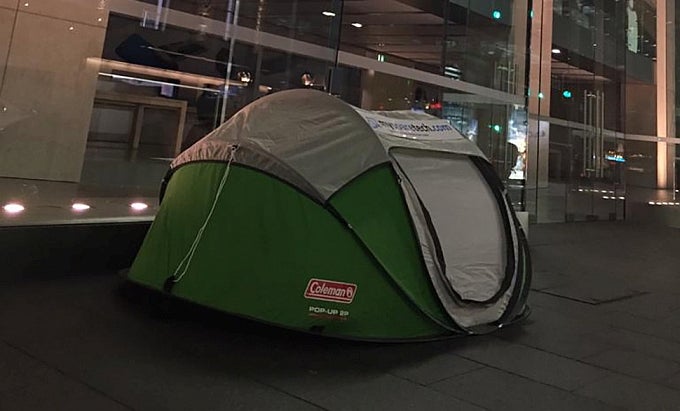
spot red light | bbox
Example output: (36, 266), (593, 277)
(429, 102), (442, 110)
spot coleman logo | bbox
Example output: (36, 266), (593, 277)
(304, 279), (357, 304)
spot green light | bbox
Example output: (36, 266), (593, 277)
(492, 10), (502, 19)
(538, 92), (544, 99)
(530, 10), (534, 18)
(377, 53), (385, 62)
(492, 124), (502, 133)
(562, 90), (572, 99)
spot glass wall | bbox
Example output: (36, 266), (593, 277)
(0, 0), (529, 226)
(528, 0), (678, 223)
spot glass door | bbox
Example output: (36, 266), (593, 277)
(565, 90), (624, 221)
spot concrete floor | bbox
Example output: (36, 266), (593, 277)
(2, 222), (680, 410)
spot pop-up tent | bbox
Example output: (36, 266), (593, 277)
(128, 89), (531, 341)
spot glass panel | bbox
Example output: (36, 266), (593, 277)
(446, 0), (529, 92)
(0, 0), (530, 226)
(529, 0), (660, 222)
(340, 0), (445, 74)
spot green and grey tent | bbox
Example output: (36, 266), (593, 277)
(128, 89), (531, 341)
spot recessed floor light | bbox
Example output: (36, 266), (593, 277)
(130, 202), (149, 211)
(3, 203), (25, 214)
(322, 11), (336, 17)
(351, 22), (363, 28)
(72, 203), (91, 211)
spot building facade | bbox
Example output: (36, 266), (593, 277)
(0, 0), (676, 225)
(528, 0), (678, 223)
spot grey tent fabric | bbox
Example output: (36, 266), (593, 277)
(173, 89), (389, 201)
(391, 149), (507, 302)
(173, 90), (484, 201)
(392, 157), (517, 328)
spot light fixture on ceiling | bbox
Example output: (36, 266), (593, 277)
(551, 48), (561, 54)
(444, 66), (462, 80)
(351, 22), (363, 28)
(301, 72), (314, 87)
(322, 11), (336, 17)
(238, 71), (252, 84)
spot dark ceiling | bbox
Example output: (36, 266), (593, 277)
(138, 0), (515, 73)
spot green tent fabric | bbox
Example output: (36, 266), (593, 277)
(128, 89), (531, 341)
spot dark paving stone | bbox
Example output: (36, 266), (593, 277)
(260, 368), (483, 411)
(591, 328), (680, 363)
(519, 302), (603, 333)
(530, 270), (570, 291)
(497, 306), (614, 360)
(660, 308), (680, 329)
(596, 311), (680, 344)
(576, 374), (680, 409)
(431, 367), (616, 411)
(450, 337), (610, 391)
(583, 349), (680, 381)
(537, 283), (646, 305)
(497, 324), (612, 360)
(527, 292), (608, 324)
(0, 341), (129, 411)
(664, 372), (680, 391)
(603, 292), (680, 320)
(388, 352), (484, 385)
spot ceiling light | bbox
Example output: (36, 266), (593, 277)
(3, 203), (25, 214)
(322, 11), (336, 17)
(72, 203), (91, 211)
(237, 71), (252, 83)
(351, 22), (363, 28)
(130, 202), (148, 211)
(301, 72), (314, 87)
(552, 48), (561, 54)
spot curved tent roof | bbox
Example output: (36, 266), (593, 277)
(172, 89), (485, 202)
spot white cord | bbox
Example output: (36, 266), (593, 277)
(170, 146), (238, 284)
